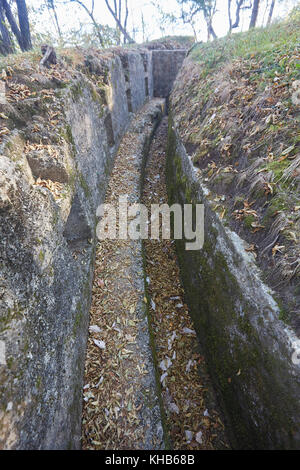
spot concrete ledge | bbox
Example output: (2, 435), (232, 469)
(166, 114), (300, 449)
(152, 50), (187, 98)
(0, 50), (156, 449)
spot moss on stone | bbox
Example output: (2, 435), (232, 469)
(70, 82), (83, 101)
(166, 111), (300, 449)
(73, 302), (83, 338)
(244, 214), (256, 229)
(38, 250), (45, 263)
(78, 172), (91, 199)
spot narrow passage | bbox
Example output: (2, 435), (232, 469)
(81, 100), (165, 450)
(142, 118), (228, 450)
(81, 102), (228, 450)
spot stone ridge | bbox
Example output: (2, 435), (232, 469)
(82, 99), (165, 450)
(0, 46), (167, 449)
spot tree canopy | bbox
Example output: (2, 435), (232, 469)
(0, 0), (297, 56)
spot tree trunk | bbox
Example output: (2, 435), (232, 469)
(113, 0), (121, 45)
(206, 20), (217, 41)
(49, 0), (62, 38)
(203, 1), (217, 41)
(119, 0), (122, 24)
(123, 0), (128, 44)
(249, 0), (260, 28)
(204, 14), (217, 40)
(2, 0), (25, 50)
(0, 13), (13, 54)
(72, 0), (104, 47)
(118, 0), (122, 44)
(16, 0), (32, 51)
(0, 1), (14, 55)
(209, 23), (217, 40)
(267, 0), (276, 25)
(228, 0), (233, 32)
(104, 0), (134, 44)
(232, 0), (245, 29)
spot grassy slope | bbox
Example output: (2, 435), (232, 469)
(171, 9), (300, 332)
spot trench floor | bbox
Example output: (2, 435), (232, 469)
(81, 107), (229, 450)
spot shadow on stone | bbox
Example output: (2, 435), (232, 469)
(63, 194), (91, 249)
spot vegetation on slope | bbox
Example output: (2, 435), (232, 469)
(171, 8), (300, 332)
(143, 36), (195, 50)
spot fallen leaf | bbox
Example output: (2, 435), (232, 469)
(89, 325), (101, 333)
(93, 339), (106, 350)
(185, 430), (193, 443)
(272, 244), (285, 256)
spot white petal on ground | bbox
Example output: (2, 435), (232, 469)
(160, 372), (168, 384)
(195, 430), (203, 444)
(185, 430), (193, 443)
(182, 327), (196, 335)
(186, 359), (195, 373)
(96, 376), (104, 387)
(6, 402), (13, 412)
(89, 325), (102, 333)
(83, 391), (94, 402)
(93, 339), (106, 349)
(168, 331), (177, 350)
(169, 402), (179, 414)
(159, 356), (172, 372)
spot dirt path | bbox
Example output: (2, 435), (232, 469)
(82, 100), (165, 450)
(81, 103), (229, 450)
(142, 118), (228, 450)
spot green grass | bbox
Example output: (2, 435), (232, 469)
(267, 159), (292, 182)
(147, 35), (195, 48)
(190, 8), (300, 75)
(0, 47), (41, 70)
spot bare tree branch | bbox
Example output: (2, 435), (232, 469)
(47, 0), (62, 37)
(267, 0), (276, 25)
(0, 0), (14, 54)
(2, 0), (25, 50)
(104, 0), (135, 43)
(70, 0), (105, 46)
(249, 0), (260, 28)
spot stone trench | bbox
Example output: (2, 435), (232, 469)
(81, 104), (229, 450)
(1, 45), (299, 451)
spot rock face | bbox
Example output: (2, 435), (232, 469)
(166, 118), (300, 450)
(82, 99), (166, 450)
(0, 48), (183, 449)
(152, 50), (187, 98)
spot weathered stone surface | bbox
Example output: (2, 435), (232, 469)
(0, 49), (156, 450)
(106, 57), (129, 147)
(141, 51), (154, 98)
(166, 116), (300, 450)
(126, 52), (147, 112)
(152, 50), (187, 98)
(26, 144), (71, 183)
(82, 99), (166, 450)
(0, 46), (191, 449)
